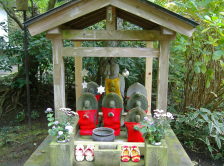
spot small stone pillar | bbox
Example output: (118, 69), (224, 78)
(144, 139), (168, 166)
(49, 135), (74, 166)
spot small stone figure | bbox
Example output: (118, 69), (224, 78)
(102, 93), (123, 136)
(109, 100), (116, 108)
(105, 61), (125, 98)
(126, 93), (148, 112)
(83, 81), (99, 95)
(77, 93), (98, 135)
(127, 82), (147, 98)
(125, 107), (147, 123)
(83, 100), (92, 110)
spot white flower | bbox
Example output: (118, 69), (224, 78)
(144, 116), (149, 121)
(65, 125), (73, 134)
(52, 126), (56, 129)
(82, 81), (88, 89)
(45, 108), (53, 113)
(97, 85), (105, 94)
(157, 109), (164, 113)
(58, 131), (63, 136)
(82, 69), (89, 77)
(60, 108), (71, 112)
(54, 121), (59, 125)
(122, 69), (129, 78)
(161, 113), (167, 117)
(154, 112), (161, 119)
(167, 112), (174, 119)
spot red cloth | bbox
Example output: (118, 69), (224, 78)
(124, 122), (144, 142)
(77, 109), (98, 135)
(95, 94), (102, 101)
(102, 107), (122, 136)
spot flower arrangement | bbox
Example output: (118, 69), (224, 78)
(134, 109), (174, 145)
(45, 108), (78, 142)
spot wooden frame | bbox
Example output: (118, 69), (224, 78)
(62, 30), (174, 41)
(62, 47), (159, 58)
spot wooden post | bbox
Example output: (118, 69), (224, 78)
(106, 6), (117, 47)
(50, 35), (66, 120)
(145, 42), (153, 115)
(74, 42), (83, 107)
(106, 6), (117, 30)
(157, 40), (170, 112)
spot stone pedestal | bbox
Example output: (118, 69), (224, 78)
(144, 140), (168, 166)
(95, 144), (121, 166)
(49, 135), (74, 166)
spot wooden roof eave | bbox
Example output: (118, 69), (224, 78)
(25, 0), (199, 37)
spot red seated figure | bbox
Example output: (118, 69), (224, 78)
(102, 107), (122, 136)
(76, 93), (98, 135)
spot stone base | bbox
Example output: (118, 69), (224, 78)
(49, 135), (74, 166)
(144, 140), (168, 166)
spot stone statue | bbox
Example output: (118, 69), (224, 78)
(83, 81), (99, 95)
(126, 93), (148, 112)
(102, 93), (123, 136)
(102, 93), (123, 109)
(77, 93), (98, 111)
(127, 82), (147, 98)
(77, 93), (98, 135)
(125, 107), (147, 123)
(83, 100), (92, 110)
(109, 100), (116, 108)
(105, 61), (125, 98)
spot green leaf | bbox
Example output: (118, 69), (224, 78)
(194, 65), (201, 73)
(215, 136), (221, 149)
(204, 15), (211, 21)
(206, 137), (210, 145)
(201, 28), (210, 33)
(206, 80), (211, 88)
(208, 122), (213, 134)
(200, 64), (207, 74)
(213, 50), (224, 60)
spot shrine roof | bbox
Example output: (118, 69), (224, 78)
(25, 0), (199, 37)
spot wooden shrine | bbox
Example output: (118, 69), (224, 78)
(24, 0), (199, 166)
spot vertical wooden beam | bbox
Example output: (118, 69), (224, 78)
(145, 42), (153, 115)
(50, 35), (66, 120)
(106, 6), (117, 47)
(106, 6), (117, 30)
(74, 42), (82, 107)
(157, 40), (171, 112)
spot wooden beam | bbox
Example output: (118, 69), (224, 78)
(106, 6), (117, 30)
(49, 35), (66, 121)
(27, 0), (110, 36)
(145, 42), (153, 115)
(62, 30), (173, 41)
(74, 42), (83, 107)
(111, 0), (195, 37)
(157, 40), (170, 112)
(62, 47), (159, 58)
(47, 27), (61, 35)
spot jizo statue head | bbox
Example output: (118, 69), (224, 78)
(83, 100), (91, 110)
(135, 100), (142, 108)
(110, 63), (119, 78)
(109, 100), (116, 108)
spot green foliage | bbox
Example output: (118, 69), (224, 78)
(15, 111), (25, 122)
(135, 110), (174, 144)
(31, 110), (40, 120)
(46, 108), (74, 141)
(173, 108), (224, 160)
